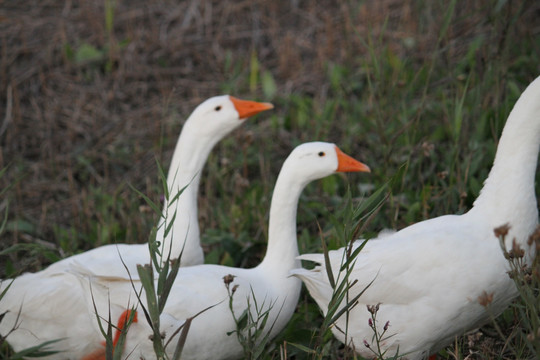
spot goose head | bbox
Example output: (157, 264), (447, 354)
(279, 142), (371, 186)
(182, 95), (274, 142)
(262, 141), (370, 272)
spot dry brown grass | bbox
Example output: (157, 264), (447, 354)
(0, 0), (539, 275)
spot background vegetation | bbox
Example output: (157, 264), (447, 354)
(0, 0), (539, 358)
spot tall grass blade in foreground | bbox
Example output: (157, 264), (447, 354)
(225, 278), (283, 360)
(292, 169), (407, 359)
(130, 161), (189, 358)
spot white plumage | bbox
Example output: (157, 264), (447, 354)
(0, 142), (369, 359)
(39, 95), (272, 276)
(0, 95), (273, 358)
(291, 76), (540, 360)
(72, 142), (370, 360)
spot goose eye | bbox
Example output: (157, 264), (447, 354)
(318, 152), (325, 157)
(215, 105), (222, 111)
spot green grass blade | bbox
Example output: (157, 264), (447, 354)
(0, 279), (13, 301)
(87, 284), (114, 360)
(166, 301), (223, 359)
(438, 0), (457, 43)
(159, 256), (181, 313)
(171, 317), (192, 360)
(339, 240), (367, 273)
(0, 202), (8, 235)
(156, 158), (170, 201)
(287, 342), (318, 354)
(112, 309), (137, 360)
(136, 264), (159, 326)
(128, 182), (162, 216)
(319, 222), (336, 289)
(9, 339), (63, 359)
(328, 277), (375, 326)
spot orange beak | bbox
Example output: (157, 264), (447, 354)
(335, 146), (371, 173)
(229, 96), (274, 119)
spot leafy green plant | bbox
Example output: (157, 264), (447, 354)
(63, 0), (129, 74)
(91, 301), (137, 360)
(1, 340), (63, 360)
(99, 160), (220, 360)
(363, 303), (400, 360)
(224, 275), (281, 360)
(125, 161), (190, 359)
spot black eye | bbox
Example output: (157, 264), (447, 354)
(318, 152), (325, 157)
(215, 105), (222, 111)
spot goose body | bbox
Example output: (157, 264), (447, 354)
(291, 76), (540, 359)
(0, 96), (273, 358)
(71, 142), (370, 360)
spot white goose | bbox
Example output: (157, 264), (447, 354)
(0, 96), (272, 358)
(74, 142), (370, 360)
(45, 95), (273, 276)
(291, 75), (540, 360)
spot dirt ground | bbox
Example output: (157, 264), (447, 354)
(1, 0), (539, 273)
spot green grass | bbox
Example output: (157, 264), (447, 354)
(1, 0), (540, 358)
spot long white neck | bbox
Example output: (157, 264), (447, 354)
(157, 122), (220, 266)
(258, 169), (309, 274)
(469, 76), (540, 246)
